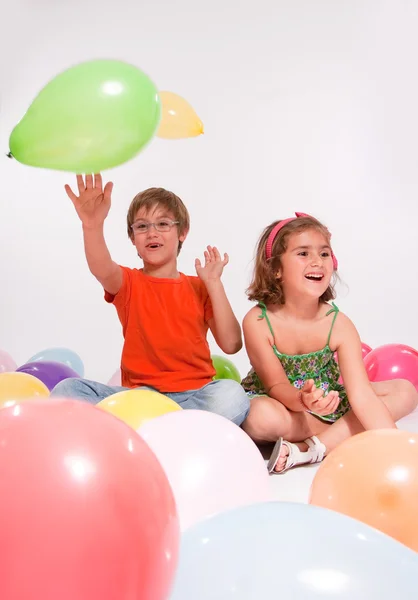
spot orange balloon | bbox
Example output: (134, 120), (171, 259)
(157, 91), (203, 139)
(0, 372), (50, 408)
(309, 429), (418, 552)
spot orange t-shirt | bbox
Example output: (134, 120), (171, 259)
(104, 267), (216, 392)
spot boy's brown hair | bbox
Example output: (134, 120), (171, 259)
(247, 216), (337, 306)
(127, 188), (190, 253)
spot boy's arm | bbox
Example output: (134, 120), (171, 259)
(82, 225), (122, 295)
(206, 279), (242, 354)
(65, 174), (122, 295)
(195, 246), (242, 354)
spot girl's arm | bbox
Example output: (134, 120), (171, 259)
(333, 313), (396, 429)
(243, 308), (329, 412)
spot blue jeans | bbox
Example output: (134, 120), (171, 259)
(50, 377), (250, 426)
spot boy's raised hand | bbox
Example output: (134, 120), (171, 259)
(195, 246), (229, 283)
(65, 174), (113, 229)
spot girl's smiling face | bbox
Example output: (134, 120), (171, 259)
(277, 228), (334, 300)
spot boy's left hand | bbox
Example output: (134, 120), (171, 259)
(195, 246), (229, 282)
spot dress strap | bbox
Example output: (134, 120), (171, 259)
(325, 302), (339, 347)
(258, 302), (276, 341)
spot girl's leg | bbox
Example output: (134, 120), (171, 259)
(241, 395), (331, 443)
(273, 378), (418, 472)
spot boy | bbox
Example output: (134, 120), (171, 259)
(51, 174), (250, 426)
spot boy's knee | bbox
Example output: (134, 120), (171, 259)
(50, 377), (87, 399)
(208, 379), (250, 426)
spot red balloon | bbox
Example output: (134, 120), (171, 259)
(0, 398), (179, 600)
(364, 343), (418, 390)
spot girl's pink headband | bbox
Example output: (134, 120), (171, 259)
(265, 212), (338, 270)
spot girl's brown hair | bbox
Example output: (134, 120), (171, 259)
(247, 216), (337, 306)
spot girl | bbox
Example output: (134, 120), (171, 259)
(241, 213), (418, 473)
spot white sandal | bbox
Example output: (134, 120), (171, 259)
(267, 436), (326, 474)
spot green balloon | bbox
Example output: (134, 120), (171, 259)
(212, 355), (241, 383)
(9, 59), (161, 173)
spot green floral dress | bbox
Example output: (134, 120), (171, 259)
(241, 302), (350, 423)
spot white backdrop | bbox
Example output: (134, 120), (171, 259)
(1, 0), (417, 383)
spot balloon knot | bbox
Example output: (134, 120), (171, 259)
(6, 152), (13, 159)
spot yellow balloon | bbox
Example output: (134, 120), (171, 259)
(97, 388), (182, 430)
(0, 372), (50, 408)
(157, 91), (204, 139)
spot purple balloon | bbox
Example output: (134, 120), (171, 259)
(16, 360), (79, 391)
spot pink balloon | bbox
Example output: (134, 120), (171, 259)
(0, 398), (179, 600)
(107, 369), (121, 386)
(0, 350), (17, 374)
(138, 410), (272, 531)
(361, 343), (373, 359)
(364, 344), (418, 390)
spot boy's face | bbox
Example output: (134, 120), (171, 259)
(131, 204), (187, 266)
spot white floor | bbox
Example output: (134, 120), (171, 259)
(268, 406), (418, 503)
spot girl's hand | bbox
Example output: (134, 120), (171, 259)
(195, 246), (229, 283)
(301, 379), (340, 416)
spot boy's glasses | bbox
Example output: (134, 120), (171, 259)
(131, 219), (179, 234)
